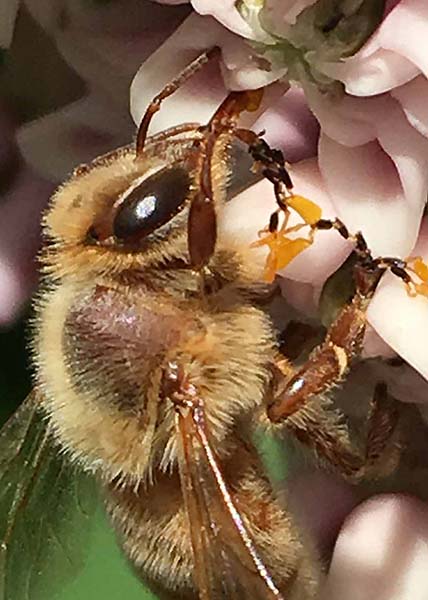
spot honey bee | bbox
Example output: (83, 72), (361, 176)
(1, 48), (427, 600)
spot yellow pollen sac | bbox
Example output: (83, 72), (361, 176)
(415, 282), (428, 297)
(252, 232), (312, 282)
(275, 237), (312, 271)
(410, 257), (428, 283)
(287, 195), (322, 226)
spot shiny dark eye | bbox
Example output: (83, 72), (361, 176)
(113, 167), (191, 243)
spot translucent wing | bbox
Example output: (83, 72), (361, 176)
(177, 403), (284, 600)
(0, 392), (97, 600)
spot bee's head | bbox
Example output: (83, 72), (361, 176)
(43, 128), (231, 282)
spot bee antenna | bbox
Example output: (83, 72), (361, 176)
(135, 47), (221, 157)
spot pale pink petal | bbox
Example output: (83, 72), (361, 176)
(220, 158), (351, 284)
(23, 0), (65, 33)
(322, 495), (428, 600)
(0, 168), (55, 323)
(24, 0), (190, 37)
(319, 49), (419, 97)
(305, 87), (378, 147)
(130, 13), (287, 132)
(32, 2), (190, 113)
(253, 86), (319, 162)
(57, 31), (162, 111)
(367, 222), (428, 382)
(278, 278), (319, 318)
(0, 0), (19, 48)
(17, 95), (134, 180)
(130, 14), (229, 133)
(318, 134), (422, 257)
(362, 328), (397, 359)
(311, 93), (428, 236)
(363, 358), (428, 405)
(369, 0), (428, 79)
(68, 1), (191, 36)
(190, 0), (255, 39)
(287, 470), (357, 554)
(375, 99), (428, 224)
(392, 75), (428, 138)
(220, 34), (287, 90)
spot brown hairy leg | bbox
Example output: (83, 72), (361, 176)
(230, 129), (403, 479)
(235, 131), (411, 424)
(264, 245), (403, 479)
(281, 376), (400, 481)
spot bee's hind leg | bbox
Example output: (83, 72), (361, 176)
(270, 363), (401, 482)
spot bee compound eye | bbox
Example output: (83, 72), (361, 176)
(113, 167), (191, 243)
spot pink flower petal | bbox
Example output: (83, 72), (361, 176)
(362, 328), (397, 359)
(392, 75), (428, 138)
(375, 99), (428, 222)
(130, 12), (287, 132)
(369, 0), (428, 79)
(220, 158), (351, 284)
(33, 2), (190, 113)
(25, 0), (190, 37)
(319, 49), (419, 97)
(253, 86), (319, 162)
(278, 278), (320, 317)
(319, 133), (423, 257)
(367, 222), (428, 382)
(287, 470), (357, 554)
(305, 87), (378, 147)
(323, 495), (428, 600)
(363, 358), (428, 405)
(24, 0), (66, 33)
(155, 0), (189, 4)
(191, 0), (255, 39)
(130, 14), (229, 133)
(219, 34), (287, 90)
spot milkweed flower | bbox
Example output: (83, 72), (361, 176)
(143, 0), (428, 383)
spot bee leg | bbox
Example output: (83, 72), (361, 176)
(267, 288), (371, 424)
(285, 381), (401, 481)
(234, 128), (294, 204)
(269, 360), (400, 481)
(363, 382), (401, 474)
(267, 217), (419, 424)
(187, 91), (265, 275)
